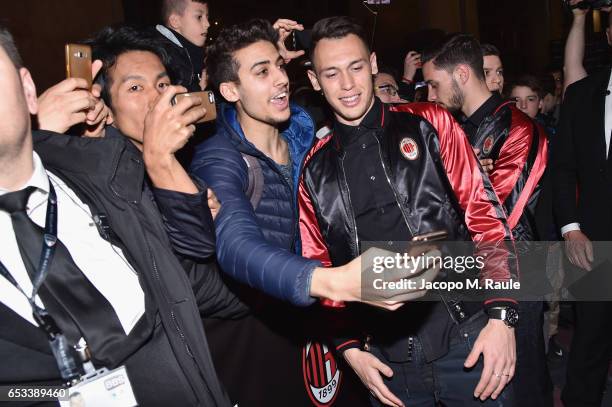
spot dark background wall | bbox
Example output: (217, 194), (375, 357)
(1, 0), (609, 93)
(1, 0), (124, 92)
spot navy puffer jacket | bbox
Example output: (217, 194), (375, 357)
(190, 103), (320, 306)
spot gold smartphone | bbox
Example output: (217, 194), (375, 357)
(172, 91), (217, 123)
(65, 44), (92, 88)
(412, 230), (449, 242)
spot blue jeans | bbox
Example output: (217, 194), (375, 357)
(369, 311), (514, 407)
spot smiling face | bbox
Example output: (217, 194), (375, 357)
(308, 34), (377, 126)
(107, 51), (171, 148)
(170, 1), (210, 47)
(483, 54), (504, 93)
(220, 40), (290, 128)
(511, 85), (542, 119)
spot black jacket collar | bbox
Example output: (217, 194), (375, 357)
(465, 92), (504, 129)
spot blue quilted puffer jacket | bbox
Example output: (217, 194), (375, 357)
(190, 103), (320, 306)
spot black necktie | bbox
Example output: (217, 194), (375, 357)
(0, 185), (141, 366)
(0, 186), (41, 281)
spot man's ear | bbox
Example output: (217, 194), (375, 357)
(307, 69), (322, 92)
(106, 109), (114, 125)
(219, 82), (240, 103)
(453, 64), (470, 86)
(167, 13), (182, 31)
(370, 52), (379, 75)
(20, 68), (38, 115)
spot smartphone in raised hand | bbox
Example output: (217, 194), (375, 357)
(65, 44), (92, 89)
(171, 91), (217, 123)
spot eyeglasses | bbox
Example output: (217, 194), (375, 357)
(377, 84), (399, 97)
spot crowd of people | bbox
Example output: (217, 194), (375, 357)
(1, 0), (612, 406)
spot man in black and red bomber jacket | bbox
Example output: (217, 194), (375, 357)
(299, 17), (519, 407)
(422, 34), (552, 407)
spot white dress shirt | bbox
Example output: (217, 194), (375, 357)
(0, 153), (144, 334)
(560, 70), (612, 237)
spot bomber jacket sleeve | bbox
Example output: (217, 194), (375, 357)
(152, 185), (216, 262)
(190, 136), (320, 307)
(393, 103), (519, 307)
(486, 107), (548, 229)
(298, 138), (364, 354)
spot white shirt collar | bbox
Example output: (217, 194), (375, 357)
(0, 152), (49, 198)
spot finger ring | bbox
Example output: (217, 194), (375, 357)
(494, 372), (501, 378)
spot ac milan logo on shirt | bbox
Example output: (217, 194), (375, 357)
(482, 135), (494, 155)
(302, 341), (341, 406)
(399, 138), (419, 160)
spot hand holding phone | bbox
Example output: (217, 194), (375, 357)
(65, 44), (93, 89)
(171, 91), (217, 123)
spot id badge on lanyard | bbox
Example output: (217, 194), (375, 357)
(0, 184), (138, 406)
(60, 366), (137, 407)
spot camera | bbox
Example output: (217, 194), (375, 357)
(564, 0), (612, 10)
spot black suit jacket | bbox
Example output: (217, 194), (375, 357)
(551, 67), (612, 241)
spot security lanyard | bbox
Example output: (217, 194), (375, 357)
(0, 184), (82, 382)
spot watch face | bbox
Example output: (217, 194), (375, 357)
(506, 308), (519, 326)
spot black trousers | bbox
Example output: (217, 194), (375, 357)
(562, 300), (612, 407)
(512, 301), (554, 407)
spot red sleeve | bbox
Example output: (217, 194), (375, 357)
(488, 107), (534, 204)
(391, 103), (519, 305)
(494, 108), (548, 229)
(298, 136), (332, 267)
(392, 103), (513, 243)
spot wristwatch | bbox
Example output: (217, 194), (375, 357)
(487, 306), (519, 328)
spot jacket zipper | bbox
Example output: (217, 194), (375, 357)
(339, 155), (360, 254)
(374, 136), (414, 236)
(147, 238), (194, 358)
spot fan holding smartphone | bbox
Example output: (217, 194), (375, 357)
(36, 44), (112, 137)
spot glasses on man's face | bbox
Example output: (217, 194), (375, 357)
(377, 84), (399, 97)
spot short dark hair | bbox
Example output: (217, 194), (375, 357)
(481, 43), (500, 58)
(88, 25), (172, 108)
(511, 74), (543, 98)
(0, 24), (23, 69)
(161, 0), (208, 23)
(205, 18), (278, 91)
(310, 16), (369, 64)
(422, 33), (485, 81)
(376, 65), (400, 82)
(538, 74), (555, 97)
